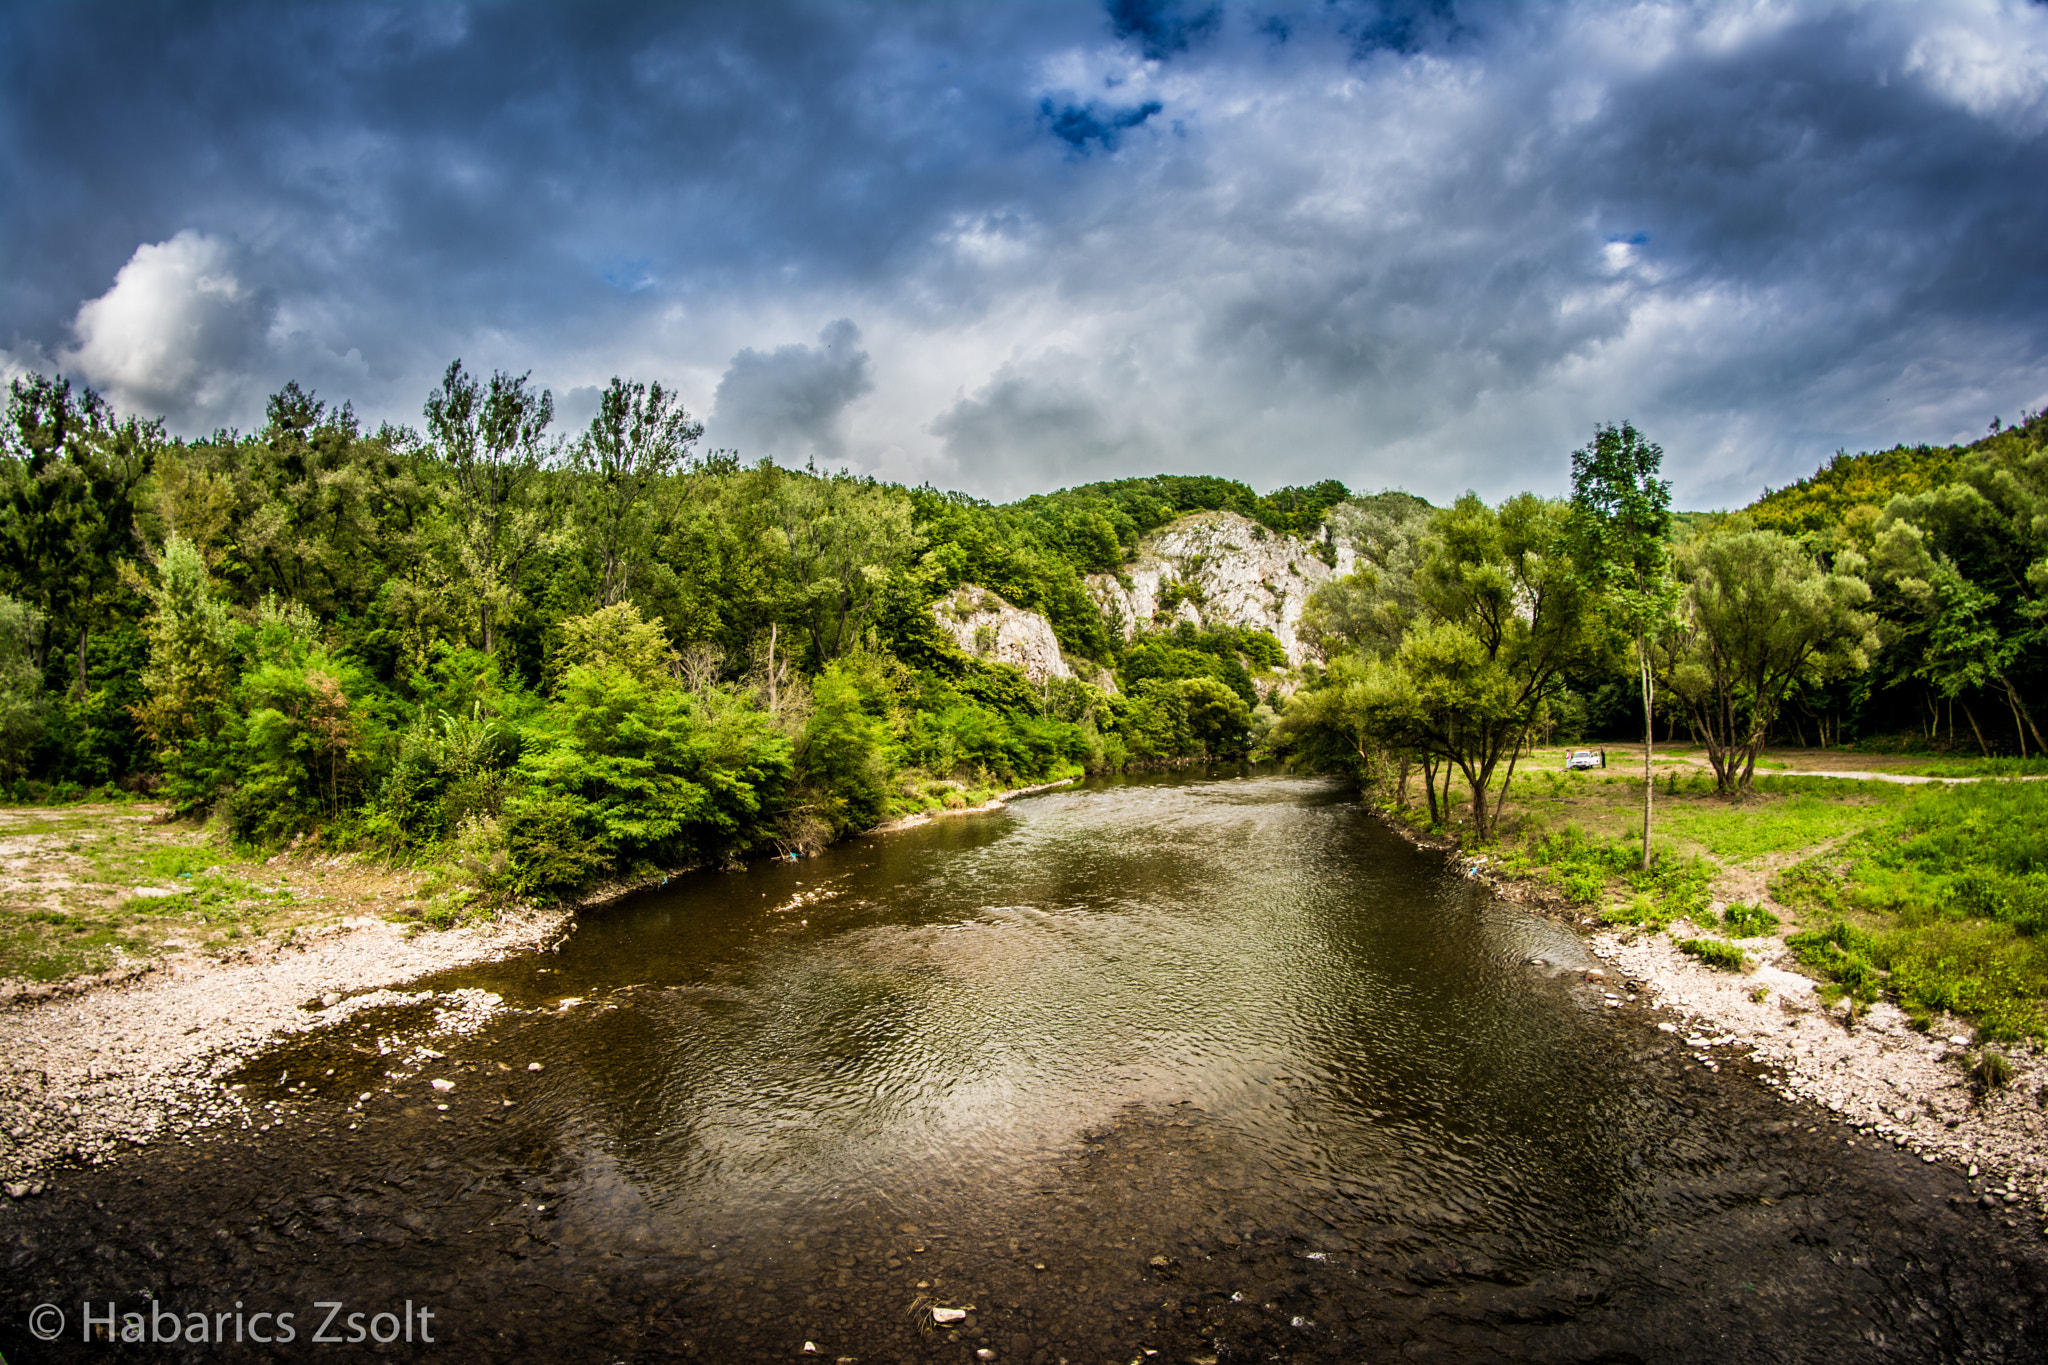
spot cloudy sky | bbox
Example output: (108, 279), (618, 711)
(4, 0), (2046, 508)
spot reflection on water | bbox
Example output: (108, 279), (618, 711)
(16, 769), (2042, 1364)
(450, 769), (1661, 1267)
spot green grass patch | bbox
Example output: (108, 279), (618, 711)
(1500, 822), (1716, 928)
(1655, 786), (1898, 862)
(1722, 901), (1781, 936)
(1773, 781), (2048, 1040)
(1679, 937), (1750, 972)
(1891, 757), (2048, 779)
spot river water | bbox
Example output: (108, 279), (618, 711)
(4, 770), (2044, 1363)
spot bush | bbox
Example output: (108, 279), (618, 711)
(1787, 920), (1883, 1005)
(1723, 901), (1781, 936)
(1679, 937), (1750, 972)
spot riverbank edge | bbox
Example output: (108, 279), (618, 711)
(869, 777), (1078, 835)
(1365, 799), (2048, 1231)
(0, 776), (1089, 1194)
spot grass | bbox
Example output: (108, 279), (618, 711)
(1428, 749), (2048, 1043)
(1655, 782), (1907, 861)
(1679, 937), (1751, 972)
(1771, 781), (2048, 1041)
(1494, 822), (1718, 929)
(1722, 901), (1781, 936)
(0, 802), (433, 985)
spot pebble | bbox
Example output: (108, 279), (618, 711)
(0, 907), (564, 1189)
(1598, 928), (2048, 1220)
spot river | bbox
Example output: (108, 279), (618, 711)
(3, 770), (2043, 1362)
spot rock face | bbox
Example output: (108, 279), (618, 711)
(931, 586), (1075, 684)
(1085, 511), (1350, 669)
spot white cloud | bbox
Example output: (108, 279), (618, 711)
(63, 230), (267, 423)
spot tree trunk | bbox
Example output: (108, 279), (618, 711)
(1638, 643), (1654, 870)
(1999, 674), (2046, 756)
(73, 623), (88, 701)
(1421, 754), (1441, 825)
(1961, 698), (1989, 756)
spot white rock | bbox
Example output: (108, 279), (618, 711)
(1085, 510), (1337, 670)
(931, 586), (1079, 685)
(932, 1307), (968, 1324)
(430, 1078), (455, 1092)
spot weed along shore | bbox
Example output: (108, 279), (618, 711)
(1393, 742), (2048, 1237)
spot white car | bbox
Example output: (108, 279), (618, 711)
(1566, 750), (1603, 770)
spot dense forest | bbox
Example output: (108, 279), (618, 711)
(0, 365), (1349, 903)
(3, 364), (2043, 909)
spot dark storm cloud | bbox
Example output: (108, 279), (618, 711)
(711, 319), (875, 463)
(3, 1), (2046, 507)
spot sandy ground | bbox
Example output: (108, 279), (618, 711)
(0, 906), (566, 1193)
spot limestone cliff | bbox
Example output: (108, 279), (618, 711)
(1084, 510), (1352, 668)
(931, 586), (1076, 685)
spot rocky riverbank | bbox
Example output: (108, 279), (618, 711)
(0, 906), (565, 1193)
(1384, 807), (2048, 1239)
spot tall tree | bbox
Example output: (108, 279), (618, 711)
(1400, 493), (1602, 840)
(1570, 421), (1677, 868)
(573, 377), (702, 607)
(0, 374), (155, 696)
(423, 361), (556, 654)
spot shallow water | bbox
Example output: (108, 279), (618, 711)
(4, 770), (2044, 1363)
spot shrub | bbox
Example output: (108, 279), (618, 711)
(1787, 920), (1883, 1005)
(1679, 937), (1750, 972)
(1723, 902), (1781, 936)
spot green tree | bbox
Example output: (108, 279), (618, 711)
(574, 377), (703, 606)
(0, 593), (47, 781)
(1570, 420), (1678, 868)
(130, 535), (241, 812)
(1399, 494), (1602, 840)
(770, 470), (922, 665)
(1663, 528), (1878, 792)
(423, 361), (557, 655)
(0, 373), (155, 696)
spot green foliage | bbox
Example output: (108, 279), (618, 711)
(1679, 937), (1749, 972)
(1749, 441), (1968, 538)
(1505, 822), (1717, 925)
(0, 592), (47, 780)
(1786, 920), (1885, 1006)
(511, 656), (790, 893)
(1772, 782), (2048, 1038)
(1722, 901), (1781, 936)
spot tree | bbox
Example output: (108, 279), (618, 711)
(573, 377), (703, 606)
(769, 469), (922, 666)
(1397, 494), (1602, 839)
(423, 361), (557, 655)
(1663, 528), (1878, 792)
(0, 594), (47, 781)
(0, 373), (155, 696)
(130, 535), (241, 812)
(1570, 420), (1677, 868)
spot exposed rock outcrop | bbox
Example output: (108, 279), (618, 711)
(1085, 510), (1349, 669)
(931, 586), (1076, 685)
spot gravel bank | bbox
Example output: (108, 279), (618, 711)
(0, 908), (565, 1193)
(1594, 926), (2048, 1232)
